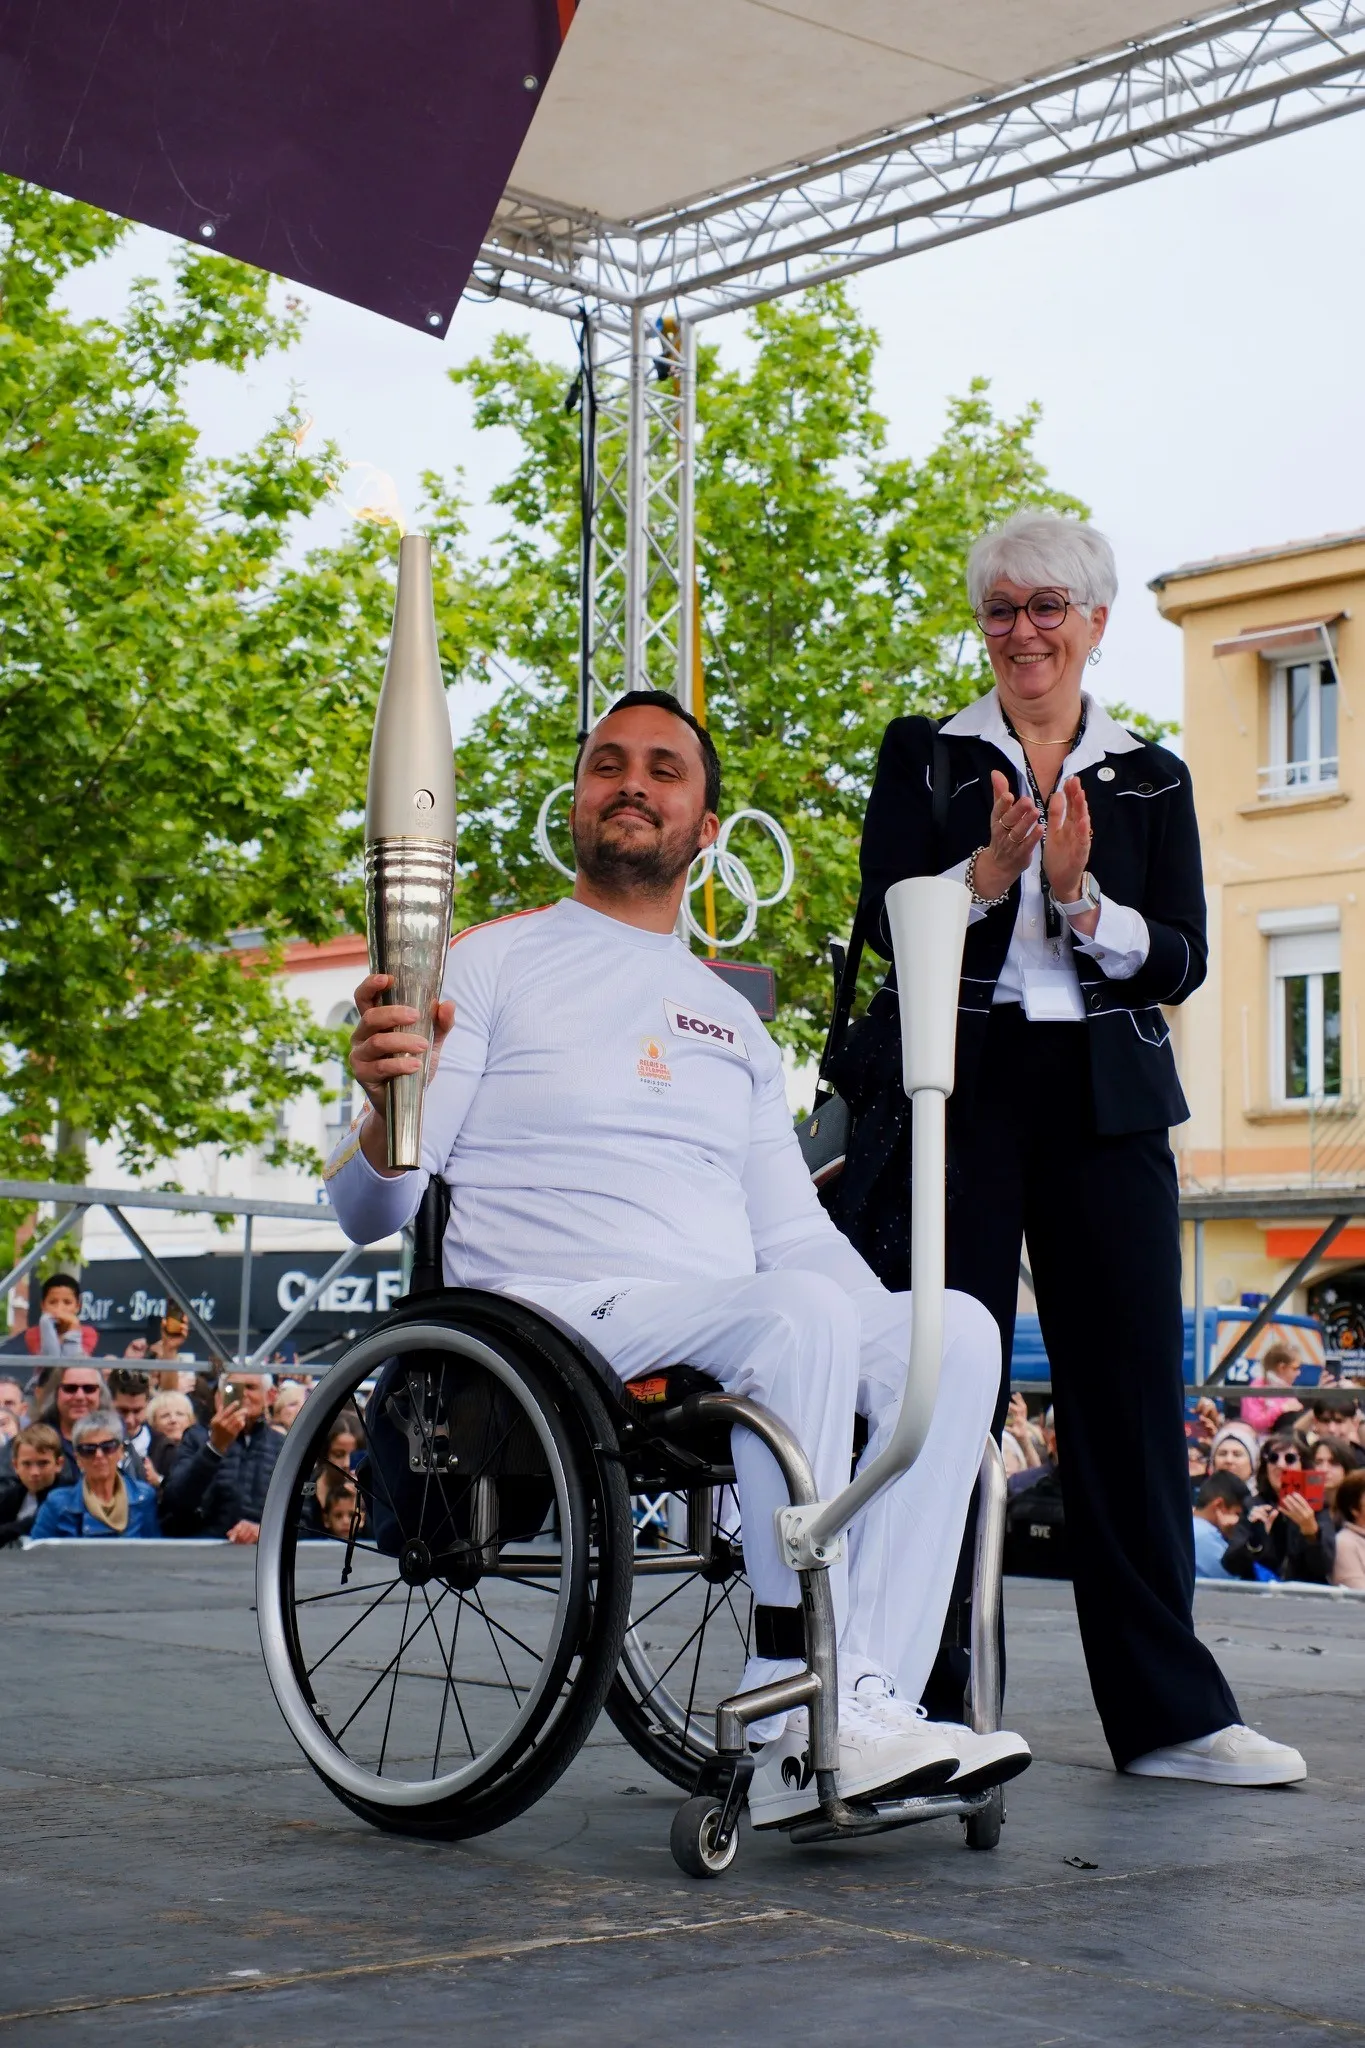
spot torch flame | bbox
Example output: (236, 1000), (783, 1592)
(333, 461), (407, 537)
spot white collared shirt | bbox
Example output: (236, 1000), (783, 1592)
(939, 690), (1150, 1022)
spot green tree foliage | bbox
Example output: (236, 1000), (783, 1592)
(0, 179), (468, 1214)
(0, 174), (1098, 1259)
(448, 287), (1085, 1056)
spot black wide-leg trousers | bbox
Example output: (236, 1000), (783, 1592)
(937, 1004), (1239, 1768)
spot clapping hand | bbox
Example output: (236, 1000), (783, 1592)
(1042, 776), (1093, 907)
(970, 773), (1043, 900)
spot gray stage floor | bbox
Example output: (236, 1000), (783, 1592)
(1, 1548), (1362, 2046)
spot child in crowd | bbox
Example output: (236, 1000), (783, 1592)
(0, 1423), (64, 1544)
(1241, 1344), (1307, 1435)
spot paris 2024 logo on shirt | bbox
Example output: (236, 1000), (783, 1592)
(636, 1037), (673, 1093)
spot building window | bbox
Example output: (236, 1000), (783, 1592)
(1262, 656), (1339, 797)
(323, 1004), (362, 1149)
(1269, 926), (1341, 1102)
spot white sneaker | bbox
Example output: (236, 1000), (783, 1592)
(747, 1695), (960, 1830)
(1124, 1723), (1307, 1788)
(850, 1674), (1032, 1796)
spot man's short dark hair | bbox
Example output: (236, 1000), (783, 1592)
(108, 1368), (150, 1400)
(574, 690), (721, 814)
(40, 1272), (80, 1301)
(1196, 1472), (1249, 1511)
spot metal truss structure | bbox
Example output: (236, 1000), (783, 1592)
(576, 311), (696, 721)
(472, 0), (1365, 324)
(477, 0), (1365, 785)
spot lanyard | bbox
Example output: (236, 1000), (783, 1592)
(1000, 705), (1087, 942)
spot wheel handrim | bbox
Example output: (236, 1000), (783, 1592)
(258, 1324), (579, 1810)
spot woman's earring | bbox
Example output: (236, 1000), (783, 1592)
(1087, 646), (1102, 667)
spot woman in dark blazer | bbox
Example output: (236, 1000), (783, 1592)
(858, 510), (1304, 1788)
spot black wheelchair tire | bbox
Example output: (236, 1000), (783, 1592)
(258, 1308), (635, 1842)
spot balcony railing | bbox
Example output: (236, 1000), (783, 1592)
(1257, 757), (1340, 799)
(1307, 1084), (1365, 1186)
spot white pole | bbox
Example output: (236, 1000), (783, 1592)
(791, 876), (968, 1555)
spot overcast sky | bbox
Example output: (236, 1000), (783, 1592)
(59, 110), (1365, 740)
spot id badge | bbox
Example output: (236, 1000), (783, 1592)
(1020, 965), (1084, 1023)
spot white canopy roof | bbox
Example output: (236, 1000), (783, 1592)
(512, 0), (1193, 221)
(478, 1), (1365, 321)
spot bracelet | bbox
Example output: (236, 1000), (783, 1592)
(964, 846), (1011, 909)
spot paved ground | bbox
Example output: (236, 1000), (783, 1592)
(1, 1549), (1361, 2046)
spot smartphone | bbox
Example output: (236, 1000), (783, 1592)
(220, 1379), (244, 1407)
(1281, 1469), (1326, 1512)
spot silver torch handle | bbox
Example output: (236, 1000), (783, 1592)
(365, 837), (457, 1170)
(363, 532), (458, 1172)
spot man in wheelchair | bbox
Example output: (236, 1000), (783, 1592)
(325, 689), (1029, 1829)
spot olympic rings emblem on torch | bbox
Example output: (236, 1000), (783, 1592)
(534, 785), (794, 949)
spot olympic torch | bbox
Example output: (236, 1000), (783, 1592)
(365, 533), (457, 1170)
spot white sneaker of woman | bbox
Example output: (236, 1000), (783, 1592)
(1124, 1724), (1306, 1786)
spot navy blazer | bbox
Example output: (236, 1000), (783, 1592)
(859, 710), (1206, 1136)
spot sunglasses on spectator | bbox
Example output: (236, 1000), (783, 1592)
(1266, 1450), (1301, 1466)
(63, 1383), (102, 1396)
(75, 1439), (121, 1458)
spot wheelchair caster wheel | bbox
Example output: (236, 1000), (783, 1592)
(671, 1795), (740, 1879)
(964, 1783), (1004, 1851)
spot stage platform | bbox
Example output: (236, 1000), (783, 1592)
(1, 1549), (1361, 2046)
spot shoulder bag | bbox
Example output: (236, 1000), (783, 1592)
(794, 717), (951, 1286)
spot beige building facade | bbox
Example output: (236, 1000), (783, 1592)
(1153, 530), (1365, 1354)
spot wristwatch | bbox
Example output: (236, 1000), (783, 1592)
(1054, 870), (1101, 919)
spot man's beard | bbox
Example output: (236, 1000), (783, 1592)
(572, 799), (702, 896)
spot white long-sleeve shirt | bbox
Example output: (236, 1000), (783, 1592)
(324, 897), (872, 1296)
(938, 691), (1149, 1023)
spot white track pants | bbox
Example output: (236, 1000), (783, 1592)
(504, 1270), (999, 1703)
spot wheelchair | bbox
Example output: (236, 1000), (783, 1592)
(256, 875), (1006, 1877)
(256, 1285), (1008, 1879)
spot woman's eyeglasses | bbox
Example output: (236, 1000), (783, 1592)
(63, 1383), (102, 1397)
(974, 590), (1072, 637)
(1266, 1450), (1301, 1466)
(75, 1439), (121, 1458)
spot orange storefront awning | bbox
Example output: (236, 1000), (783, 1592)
(1265, 1227), (1365, 1260)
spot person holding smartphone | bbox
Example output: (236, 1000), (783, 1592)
(156, 1371), (279, 1543)
(1222, 1439), (1336, 1584)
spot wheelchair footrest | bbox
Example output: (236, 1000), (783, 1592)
(784, 1788), (991, 1844)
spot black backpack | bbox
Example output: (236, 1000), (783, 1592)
(1002, 1471), (1070, 1580)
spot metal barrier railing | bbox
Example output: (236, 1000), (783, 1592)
(0, 1177), (362, 1371)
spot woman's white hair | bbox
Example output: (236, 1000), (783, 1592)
(72, 1408), (125, 1446)
(967, 511), (1118, 614)
(147, 1391), (194, 1427)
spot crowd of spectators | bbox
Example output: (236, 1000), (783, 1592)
(0, 1280), (350, 1547)
(1005, 1342), (1365, 1591)
(3, 1277), (1363, 1594)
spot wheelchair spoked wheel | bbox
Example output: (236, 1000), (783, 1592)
(257, 1319), (633, 1840)
(605, 1482), (754, 1790)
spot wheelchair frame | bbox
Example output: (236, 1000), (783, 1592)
(257, 875), (1004, 1876)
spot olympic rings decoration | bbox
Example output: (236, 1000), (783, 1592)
(533, 784), (793, 949)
